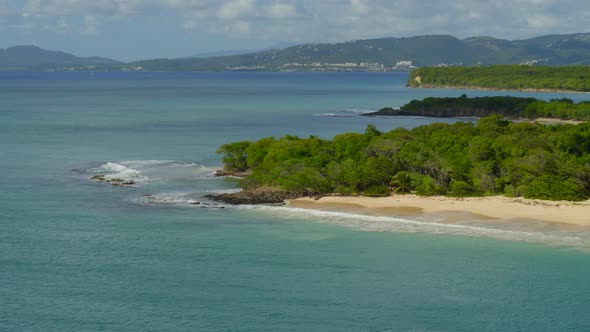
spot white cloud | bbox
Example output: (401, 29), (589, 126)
(43, 16), (69, 32)
(83, 15), (98, 34)
(218, 0), (254, 20)
(6, 0), (590, 42)
(264, 2), (297, 19)
(349, 0), (368, 15)
(526, 13), (558, 29)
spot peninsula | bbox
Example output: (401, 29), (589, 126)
(362, 95), (590, 121)
(209, 116), (590, 204)
(207, 117), (590, 225)
(408, 65), (590, 93)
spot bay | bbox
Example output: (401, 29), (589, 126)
(1, 72), (590, 331)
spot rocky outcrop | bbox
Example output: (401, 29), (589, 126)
(205, 188), (304, 205)
(90, 174), (136, 187)
(361, 108), (407, 117)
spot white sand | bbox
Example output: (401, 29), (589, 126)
(289, 195), (590, 226)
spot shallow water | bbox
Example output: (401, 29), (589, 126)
(2, 72), (590, 331)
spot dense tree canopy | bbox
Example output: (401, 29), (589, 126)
(408, 65), (590, 92)
(367, 95), (590, 121)
(218, 118), (590, 201)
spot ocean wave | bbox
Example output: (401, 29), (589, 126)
(91, 162), (149, 183)
(137, 191), (225, 208)
(237, 204), (590, 250)
(342, 108), (375, 114)
(88, 160), (217, 185)
(312, 108), (376, 117)
(312, 113), (356, 117)
(129, 187), (590, 250)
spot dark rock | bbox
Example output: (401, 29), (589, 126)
(122, 181), (136, 186)
(109, 178), (125, 183)
(205, 188), (304, 205)
(189, 201), (201, 205)
(91, 174), (106, 181)
(361, 108), (405, 117)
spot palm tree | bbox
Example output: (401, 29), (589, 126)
(390, 171), (412, 195)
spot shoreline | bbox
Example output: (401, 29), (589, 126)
(288, 195), (590, 227)
(412, 84), (590, 94)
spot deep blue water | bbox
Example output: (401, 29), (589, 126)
(1, 71), (590, 331)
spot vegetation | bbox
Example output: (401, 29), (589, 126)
(409, 65), (590, 92)
(371, 95), (590, 120)
(217, 118), (590, 201)
(130, 33), (590, 71)
(7, 33), (590, 71)
(0, 45), (120, 71)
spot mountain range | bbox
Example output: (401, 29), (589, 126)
(0, 45), (120, 70)
(3, 33), (590, 71)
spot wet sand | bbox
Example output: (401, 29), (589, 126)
(289, 195), (590, 227)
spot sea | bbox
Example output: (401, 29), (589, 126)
(1, 71), (590, 331)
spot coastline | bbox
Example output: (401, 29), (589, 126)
(361, 109), (585, 124)
(515, 117), (584, 125)
(412, 84), (590, 94)
(288, 195), (590, 227)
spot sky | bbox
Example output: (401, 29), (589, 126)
(0, 0), (588, 61)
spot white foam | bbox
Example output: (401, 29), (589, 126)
(142, 192), (200, 205)
(92, 162), (149, 183)
(312, 113), (355, 117)
(137, 191), (226, 208)
(312, 108), (376, 117)
(119, 160), (176, 168)
(89, 160), (218, 185)
(342, 108), (375, 114)
(236, 204), (590, 251)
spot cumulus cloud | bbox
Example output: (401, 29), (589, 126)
(218, 0), (255, 20)
(264, 2), (297, 19)
(7, 0), (590, 41)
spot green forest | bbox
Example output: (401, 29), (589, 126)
(408, 65), (590, 92)
(380, 95), (590, 120)
(217, 117), (590, 201)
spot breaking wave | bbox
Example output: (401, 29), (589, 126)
(312, 108), (375, 117)
(237, 204), (590, 251)
(135, 191), (226, 209)
(130, 190), (590, 250)
(87, 160), (217, 184)
(91, 162), (149, 183)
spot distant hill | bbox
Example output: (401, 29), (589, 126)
(129, 33), (590, 72)
(4, 33), (590, 72)
(0, 45), (120, 70)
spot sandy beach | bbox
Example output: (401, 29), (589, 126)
(289, 195), (590, 227)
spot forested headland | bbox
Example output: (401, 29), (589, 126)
(364, 95), (590, 121)
(213, 117), (590, 203)
(408, 65), (590, 92)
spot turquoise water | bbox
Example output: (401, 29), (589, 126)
(2, 72), (590, 331)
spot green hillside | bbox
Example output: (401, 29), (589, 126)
(0, 45), (120, 70)
(408, 65), (590, 92)
(5, 33), (590, 71)
(215, 118), (590, 201)
(131, 33), (590, 71)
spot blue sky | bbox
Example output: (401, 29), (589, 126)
(0, 0), (588, 61)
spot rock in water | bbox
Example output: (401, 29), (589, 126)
(91, 174), (106, 181)
(205, 188), (303, 205)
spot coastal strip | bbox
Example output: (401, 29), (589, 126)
(288, 195), (590, 226)
(411, 84), (590, 94)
